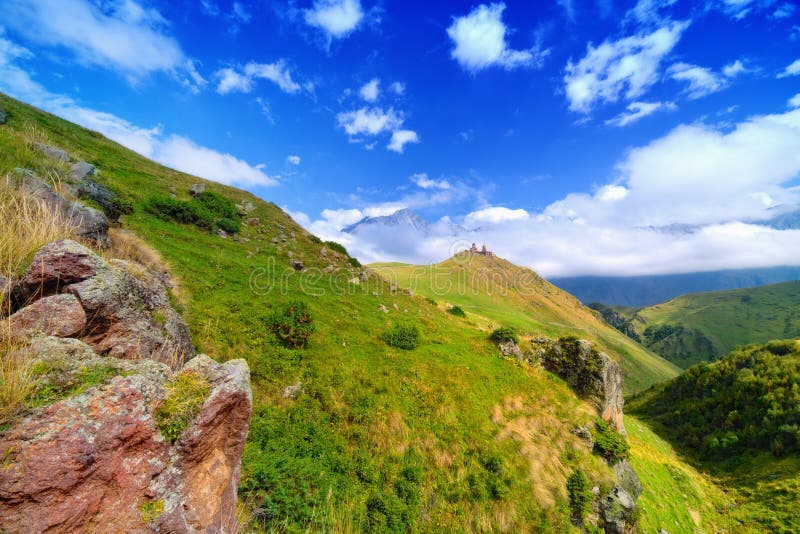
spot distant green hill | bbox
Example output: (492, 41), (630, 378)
(593, 281), (800, 368)
(629, 339), (800, 532)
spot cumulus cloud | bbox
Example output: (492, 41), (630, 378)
(304, 0), (364, 40)
(624, 0), (678, 26)
(387, 130), (419, 153)
(564, 20), (689, 113)
(723, 59), (747, 77)
(411, 173), (450, 190)
(668, 62), (727, 99)
(772, 2), (796, 18)
(790, 93), (800, 109)
(605, 101), (676, 126)
(777, 58), (800, 79)
(389, 81), (405, 95)
(446, 3), (549, 73)
(0, 37), (276, 188)
(287, 155), (301, 165)
(1, 0), (198, 84)
(337, 107), (403, 136)
(215, 60), (303, 94)
(300, 104), (800, 275)
(359, 78), (379, 102)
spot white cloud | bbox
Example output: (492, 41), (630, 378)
(304, 0), (364, 40)
(2, 0), (190, 79)
(411, 173), (450, 190)
(564, 20), (689, 113)
(723, 59), (747, 77)
(0, 38), (276, 188)
(287, 155), (301, 165)
(668, 62), (727, 99)
(446, 3), (549, 72)
(557, 0), (577, 21)
(337, 107), (403, 136)
(605, 101), (676, 126)
(624, 0), (678, 26)
(232, 2), (251, 23)
(387, 130), (420, 153)
(302, 105), (800, 275)
(215, 60), (302, 94)
(772, 2), (796, 18)
(789, 93), (800, 108)
(465, 207), (529, 227)
(389, 81), (405, 95)
(359, 78), (379, 102)
(777, 58), (800, 79)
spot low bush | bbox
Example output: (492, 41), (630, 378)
(268, 301), (315, 349)
(216, 217), (241, 234)
(448, 305), (466, 317)
(567, 470), (591, 523)
(348, 257), (362, 268)
(143, 192), (242, 233)
(324, 240), (348, 256)
(380, 323), (420, 350)
(194, 190), (237, 219)
(490, 327), (518, 345)
(592, 419), (629, 462)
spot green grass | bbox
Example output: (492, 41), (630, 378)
(373, 254), (679, 394)
(27, 360), (122, 409)
(0, 92), (725, 532)
(154, 370), (211, 442)
(624, 280), (800, 368)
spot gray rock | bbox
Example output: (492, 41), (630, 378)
(613, 460), (643, 500)
(290, 259), (305, 272)
(282, 381), (303, 399)
(245, 217), (260, 227)
(572, 426), (595, 450)
(35, 143), (70, 162)
(189, 183), (205, 196)
(69, 161), (96, 182)
(601, 486), (636, 534)
(217, 228), (228, 239)
(0, 107), (6, 125)
(379, 304), (388, 313)
(76, 178), (125, 221)
(498, 340), (524, 360)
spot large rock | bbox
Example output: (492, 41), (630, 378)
(14, 169), (110, 247)
(498, 339), (524, 360)
(9, 293), (86, 339)
(601, 486), (637, 534)
(35, 143), (70, 162)
(541, 338), (626, 435)
(69, 161), (96, 182)
(18, 240), (194, 365)
(75, 177), (127, 222)
(0, 340), (251, 534)
(613, 460), (642, 500)
(189, 184), (205, 196)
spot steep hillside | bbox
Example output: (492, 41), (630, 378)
(0, 92), (730, 533)
(373, 254), (679, 394)
(607, 281), (800, 368)
(629, 339), (800, 532)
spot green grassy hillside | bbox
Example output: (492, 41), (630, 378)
(615, 281), (800, 368)
(0, 92), (734, 533)
(630, 339), (800, 533)
(373, 255), (679, 394)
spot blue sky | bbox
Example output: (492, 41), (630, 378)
(1, 0), (800, 276)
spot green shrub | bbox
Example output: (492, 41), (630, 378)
(380, 323), (421, 350)
(447, 305), (466, 317)
(216, 217), (241, 234)
(425, 297), (437, 305)
(269, 301), (316, 349)
(567, 470), (591, 523)
(324, 240), (348, 256)
(195, 190), (237, 219)
(490, 327), (518, 345)
(348, 256), (362, 268)
(154, 371), (211, 442)
(592, 419), (629, 462)
(144, 195), (215, 230)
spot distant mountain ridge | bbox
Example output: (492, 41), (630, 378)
(553, 266), (800, 307)
(343, 208), (429, 233)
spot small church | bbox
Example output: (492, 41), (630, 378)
(468, 243), (494, 257)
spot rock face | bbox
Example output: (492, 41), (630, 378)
(601, 486), (637, 534)
(540, 337), (626, 435)
(0, 339), (252, 534)
(497, 339), (524, 360)
(14, 169), (110, 247)
(15, 240), (194, 365)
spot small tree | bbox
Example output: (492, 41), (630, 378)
(490, 327), (518, 345)
(381, 323), (420, 350)
(269, 300), (315, 348)
(566, 470), (591, 524)
(592, 419), (629, 462)
(447, 305), (466, 317)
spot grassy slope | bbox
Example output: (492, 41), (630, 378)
(0, 93), (730, 532)
(372, 254), (679, 394)
(631, 281), (800, 368)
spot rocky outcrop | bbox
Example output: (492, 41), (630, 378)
(35, 143), (70, 162)
(14, 168), (110, 247)
(601, 485), (637, 534)
(497, 339), (524, 360)
(0, 106), (7, 125)
(13, 240), (194, 366)
(0, 338), (251, 533)
(540, 337), (626, 435)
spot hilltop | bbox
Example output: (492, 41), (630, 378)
(595, 281), (800, 368)
(0, 92), (745, 533)
(373, 252), (679, 394)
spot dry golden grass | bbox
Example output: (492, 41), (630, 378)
(0, 174), (77, 280)
(0, 321), (34, 425)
